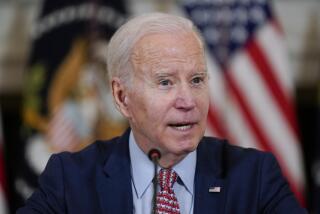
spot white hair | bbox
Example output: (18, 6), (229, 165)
(106, 12), (204, 86)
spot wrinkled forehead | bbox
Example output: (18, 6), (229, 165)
(130, 32), (205, 70)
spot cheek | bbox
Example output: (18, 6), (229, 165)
(147, 95), (171, 120)
(126, 92), (147, 120)
(129, 91), (165, 122)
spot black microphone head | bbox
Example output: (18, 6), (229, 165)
(148, 149), (161, 161)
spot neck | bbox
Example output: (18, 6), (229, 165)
(157, 152), (186, 168)
(130, 128), (188, 168)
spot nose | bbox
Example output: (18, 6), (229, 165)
(174, 83), (196, 111)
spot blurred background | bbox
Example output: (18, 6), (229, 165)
(0, 0), (319, 213)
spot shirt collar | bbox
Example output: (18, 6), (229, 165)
(129, 131), (154, 198)
(129, 131), (197, 198)
(172, 148), (196, 195)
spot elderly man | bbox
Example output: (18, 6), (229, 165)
(18, 13), (306, 214)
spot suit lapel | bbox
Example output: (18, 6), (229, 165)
(194, 138), (226, 214)
(96, 129), (133, 214)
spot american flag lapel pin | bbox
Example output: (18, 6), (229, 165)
(209, 186), (221, 193)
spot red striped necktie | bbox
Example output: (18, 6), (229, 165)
(156, 168), (180, 214)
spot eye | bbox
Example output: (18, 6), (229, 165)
(159, 79), (171, 86)
(191, 76), (204, 85)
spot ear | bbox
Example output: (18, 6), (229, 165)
(111, 77), (130, 118)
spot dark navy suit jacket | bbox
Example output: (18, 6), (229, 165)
(17, 129), (306, 213)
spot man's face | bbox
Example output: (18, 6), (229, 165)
(122, 32), (209, 166)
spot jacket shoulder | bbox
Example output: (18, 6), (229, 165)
(200, 136), (267, 158)
(57, 136), (121, 168)
(199, 136), (272, 175)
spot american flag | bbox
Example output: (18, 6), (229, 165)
(47, 102), (82, 152)
(183, 0), (305, 204)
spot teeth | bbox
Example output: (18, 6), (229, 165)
(172, 125), (192, 131)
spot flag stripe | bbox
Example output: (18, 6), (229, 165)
(206, 46), (258, 150)
(225, 71), (270, 151)
(207, 107), (227, 138)
(208, 103), (254, 152)
(229, 52), (304, 188)
(225, 68), (304, 204)
(206, 53), (230, 139)
(224, 96), (262, 150)
(258, 23), (293, 92)
(246, 39), (299, 138)
(222, 71), (303, 200)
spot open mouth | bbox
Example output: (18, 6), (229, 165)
(169, 123), (195, 131)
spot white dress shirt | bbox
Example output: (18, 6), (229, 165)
(129, 131), (196, 214)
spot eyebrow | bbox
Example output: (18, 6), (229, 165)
(154, 69), (207, 76)
(152, 71), (208, 82)
(152, 70), (176, 80)
(192, 71), (207, 76)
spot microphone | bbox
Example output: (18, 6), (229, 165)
(148, 149), (161, 162)
(148, 149), (161, 214)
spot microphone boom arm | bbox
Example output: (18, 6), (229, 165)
(148, 149), (161, 214)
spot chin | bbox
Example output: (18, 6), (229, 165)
(175, 140), (198, 154)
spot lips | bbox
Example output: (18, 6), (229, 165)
(168, 122), (196, 131)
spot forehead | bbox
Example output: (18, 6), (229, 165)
(130, 32), (205, 70)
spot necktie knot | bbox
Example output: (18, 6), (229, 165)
(158, 168), (178, 192)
